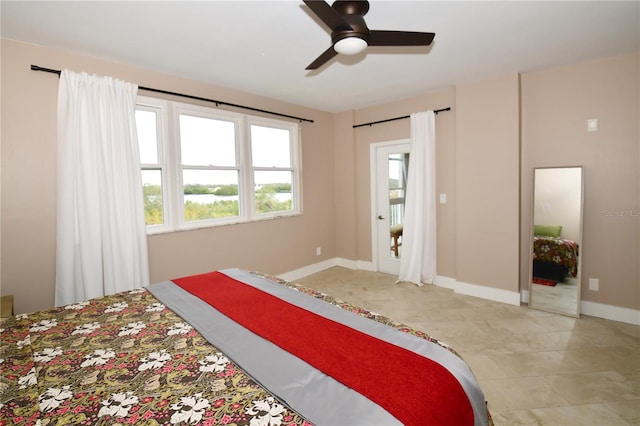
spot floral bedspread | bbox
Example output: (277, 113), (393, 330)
(533, 236), (579, 277)
(1, 272), (492, 425)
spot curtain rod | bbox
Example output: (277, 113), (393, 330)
(353, 107), (451, 128)
(30, 65), (314, 124)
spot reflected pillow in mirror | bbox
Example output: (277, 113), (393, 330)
(534, 224), (562, 238)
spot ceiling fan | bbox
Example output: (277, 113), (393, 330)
(303, 0), (435, 70)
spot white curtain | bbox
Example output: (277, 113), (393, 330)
(398, 110), (437, 286)
(56, 70), (149, 306)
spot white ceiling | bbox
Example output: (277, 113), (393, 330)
(2, 1), (638, 113)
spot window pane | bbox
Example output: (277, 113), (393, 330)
(183, 169), (239, 221)
(388, 153), (405, 190)
(180, 115), (236, 166)
(141, 169), (163, 225)
(254, 170), (293, 214)
(251, 125), (291, 167)
(136, 110), (158, 164)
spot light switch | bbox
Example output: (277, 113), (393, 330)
(587, 118), (598, 132)
(439, 193), (447, 204)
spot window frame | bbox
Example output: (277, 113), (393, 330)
(136, 99), (173, 234)
(247, 116), (302, 220)
(136, 96), (302, 234)
(174, 104), (245, 230)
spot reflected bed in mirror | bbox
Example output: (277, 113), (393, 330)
(529, 166), (583, 317)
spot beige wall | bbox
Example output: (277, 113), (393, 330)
(455, 73), (521, 293)
(333, 110), (358, 261)
(2, 37), (638, 316)
(521, 53), (639, 310)
(1, 39), (336, 314)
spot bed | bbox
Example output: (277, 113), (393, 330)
(1, 269), (491, 425)
(532, 236), (579, 282)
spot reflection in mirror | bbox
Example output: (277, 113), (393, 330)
(388, 153), (408, 259)
(530, 167), (583, 317)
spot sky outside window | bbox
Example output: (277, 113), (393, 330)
(180, 115), (236, 167)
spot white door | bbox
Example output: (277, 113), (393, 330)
(372, 142), (410, 275)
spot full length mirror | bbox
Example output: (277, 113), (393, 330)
(529, 166), (583, 317)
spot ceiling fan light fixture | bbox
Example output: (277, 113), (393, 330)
(303, 0), (435, 70)
(334, 36), (367, 55)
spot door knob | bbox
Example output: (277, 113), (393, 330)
(378, 215), (384, 220)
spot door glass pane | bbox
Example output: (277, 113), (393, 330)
(254, 170), (293, 214)
(388, 153), (407, 258)
(141, 169), (163, 225)
(180, 115), (236, 166)
(182, 169), (239, 221)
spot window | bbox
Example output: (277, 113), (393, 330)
(250, 122), (297, 215)
(136, 105), (169, 231)
(136, 97), (301, 233)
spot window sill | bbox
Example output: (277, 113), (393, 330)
(146, 212), (303, 236)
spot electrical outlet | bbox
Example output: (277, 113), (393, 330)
(316, 246), (322, 256)
(589, 278), (599, 291)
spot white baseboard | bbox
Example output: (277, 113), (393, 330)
(336, 258), (376, 271)
(581, 300), (640, 326)
(277, 257), (375, 282)
(518, 289), (639, 325)
(280, 259), (639, 326)
(434, 275), (456, 290)
(277, 258), (339, 282)
(454, 280), (521, 306)
(355, 259), (376, 271)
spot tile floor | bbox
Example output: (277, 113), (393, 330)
(296, 267), (640, 425)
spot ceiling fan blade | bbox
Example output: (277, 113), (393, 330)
(303, 0), (353, 31)
(369, 30), (435, 47)
(306, 45), (339, 70)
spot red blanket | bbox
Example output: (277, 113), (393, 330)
(173, 271), (473, 426)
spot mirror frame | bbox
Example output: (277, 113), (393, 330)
(528, 166), (584, 317)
